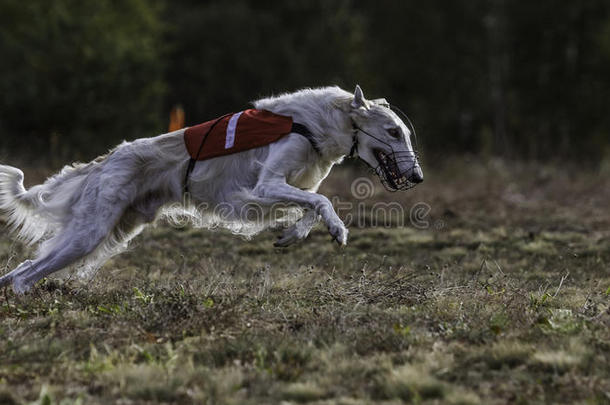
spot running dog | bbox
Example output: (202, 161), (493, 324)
(0, 85), (423, 293)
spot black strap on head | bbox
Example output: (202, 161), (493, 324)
(291, 122), (321, 155)
(184, 112), (232, 193)
(390, 104), (418, 151)
(348, 104), (417, 160)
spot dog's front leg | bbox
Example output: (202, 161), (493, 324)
(255, 182), (347, 245)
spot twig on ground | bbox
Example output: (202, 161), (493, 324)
(553, 272), (569, 298)
(3, 286), (10, 309)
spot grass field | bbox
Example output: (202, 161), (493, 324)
(0, 160), (608, 404)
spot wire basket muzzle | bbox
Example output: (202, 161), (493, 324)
(372, 150), (421, 191)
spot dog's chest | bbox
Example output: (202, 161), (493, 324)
(287, 160), (334, 191)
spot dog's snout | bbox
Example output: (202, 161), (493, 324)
(410, 166), (424, 183)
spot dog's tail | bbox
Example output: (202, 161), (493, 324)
(0, 161), (99, 245)
(0, 164), (47, 243)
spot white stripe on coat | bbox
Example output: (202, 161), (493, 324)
(225, 111), (243, 149)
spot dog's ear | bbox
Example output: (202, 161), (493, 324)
(351, 85), (368, 110)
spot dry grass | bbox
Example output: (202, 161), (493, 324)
(0, 159), (609, 404)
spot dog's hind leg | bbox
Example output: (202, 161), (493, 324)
(4, 195), (166, 293)
(4, 194), (133, 293)
(8, 219), (123, 293)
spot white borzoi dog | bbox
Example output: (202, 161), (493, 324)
(0, 85), (422, 294)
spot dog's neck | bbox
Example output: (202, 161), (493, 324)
(253, 87), (355, 162)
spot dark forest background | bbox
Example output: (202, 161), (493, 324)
(1, 0), (609, 167)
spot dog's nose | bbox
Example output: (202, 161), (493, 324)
(410, 166), (424, 183)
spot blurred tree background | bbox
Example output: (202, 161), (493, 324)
(0, 0), (609, 166)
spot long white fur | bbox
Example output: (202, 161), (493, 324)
(0, 85), (421, 293)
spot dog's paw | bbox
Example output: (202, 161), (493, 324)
(13, 276), (34, 295)
(274, 224), (308, 248)
(274, 228), (299, 248)
(327, 221), (348, 246)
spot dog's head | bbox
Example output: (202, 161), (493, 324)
(348, 85), (423, 191)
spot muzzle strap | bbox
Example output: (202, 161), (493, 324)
(350, 119), (421, 191)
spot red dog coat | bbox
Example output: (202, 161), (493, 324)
(184, 109), (296, 161)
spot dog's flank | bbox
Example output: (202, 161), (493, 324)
(0, 85), (422, 293)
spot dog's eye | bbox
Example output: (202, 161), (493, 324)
(387, 127), (401, 138)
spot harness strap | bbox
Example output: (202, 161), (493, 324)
(291, 122), (321, 155)
(184, 113), (232, 193)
